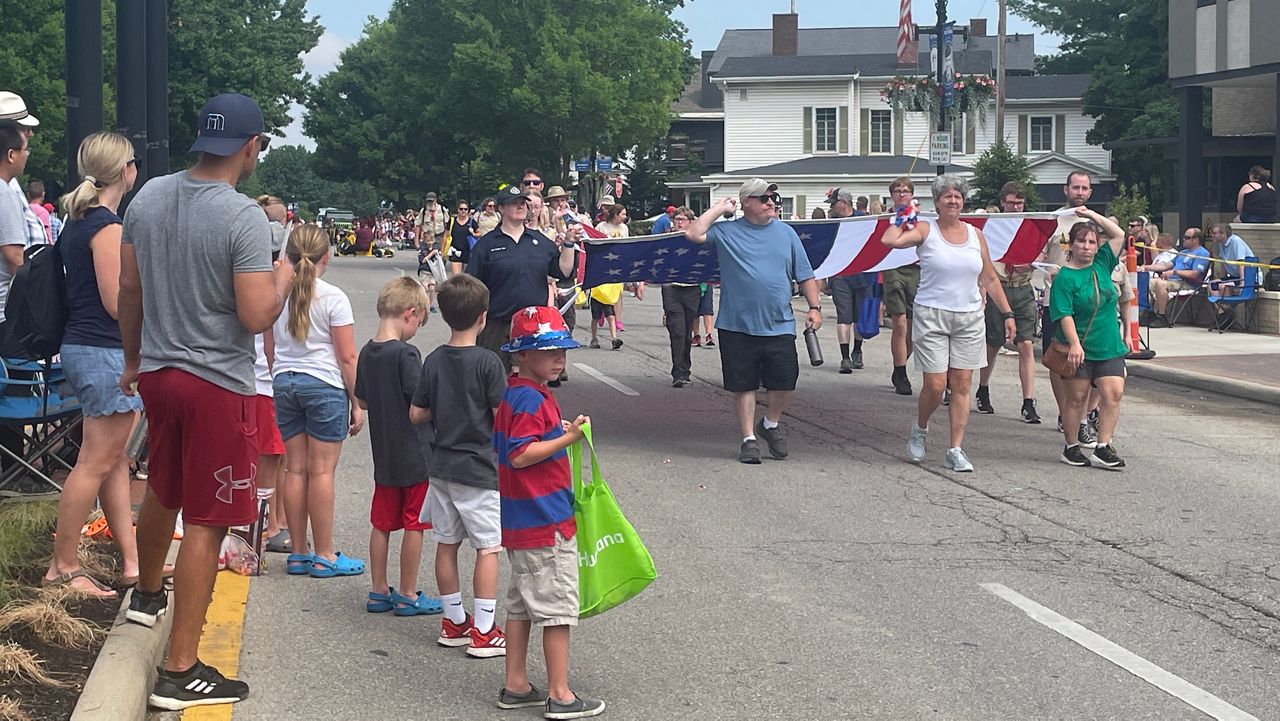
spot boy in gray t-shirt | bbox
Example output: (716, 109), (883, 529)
(409, 273), (508, 658)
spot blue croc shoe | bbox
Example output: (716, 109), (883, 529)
(367, 587), (395, 613)
(392, 590), (443, 616)
(309, 552), (365, 578)
(286, 554), (313, 576)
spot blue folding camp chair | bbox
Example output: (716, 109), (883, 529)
(0, 358), (82, 495)
(1208, 257), (1261, 333)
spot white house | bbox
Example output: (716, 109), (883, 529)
(667, 15), (1115, 214)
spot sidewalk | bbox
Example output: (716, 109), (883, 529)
(1125, 325), (1280, 405)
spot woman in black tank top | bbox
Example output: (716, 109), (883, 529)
(1237, 165), (1277, 223)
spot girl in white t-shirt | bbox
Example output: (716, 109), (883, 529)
(272, 226), (366, 578)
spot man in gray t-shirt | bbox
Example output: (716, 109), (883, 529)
(118, 93), (292, 711)
(0, 123), (31, 323)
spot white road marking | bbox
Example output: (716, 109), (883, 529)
(981, 583), (1258, 721)
(572, 363), (639, 396)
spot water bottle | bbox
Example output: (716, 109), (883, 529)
(125, 412), (148, 462)
(803, 327), (824, 366)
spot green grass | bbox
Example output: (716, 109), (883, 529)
(0, 502), (58, 583)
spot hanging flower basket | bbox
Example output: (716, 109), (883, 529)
(881, 74), (997, 128)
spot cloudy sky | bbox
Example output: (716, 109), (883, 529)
(281, 0), (1059, 147)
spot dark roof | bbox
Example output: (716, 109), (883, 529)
(719, 155), (973, 177)
(1005, 74), (1090, 100)
(671, 75), (708, 113)
(708, 26), (1035, 74)
(715, 51), (993, 80)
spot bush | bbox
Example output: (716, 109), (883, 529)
(970, 140), (1039, 210)
(1106, 183), (1150, 224)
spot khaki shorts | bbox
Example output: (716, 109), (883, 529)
(912, 304), (987, 374)
(883, 265), (920, 317)
(985, 284), (1038, 347)
(505, 532), (579, 627)
(425, 479), (502, 551)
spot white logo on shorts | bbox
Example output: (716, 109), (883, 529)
(213, 464), (257, 504)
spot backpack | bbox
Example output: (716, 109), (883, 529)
(5, 243), (68, 359)
(1265, 256), (1280, 292)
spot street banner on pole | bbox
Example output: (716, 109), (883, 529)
(930, 24), (956, 109)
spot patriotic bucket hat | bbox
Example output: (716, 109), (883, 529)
(502, 306), (583, 353)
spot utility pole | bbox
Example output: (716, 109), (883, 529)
(917, 0), (958, 176)
(996, 0), (1007, 144)
(65, 0), (104, 185)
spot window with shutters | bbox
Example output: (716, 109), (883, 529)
(1029, 116), (1053, 153)
(952, 114), (966, 154)
(870, 110), (892, 154)
(813, 107), (838, 152)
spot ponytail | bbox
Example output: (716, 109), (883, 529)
(284, 225), (330, 342)
(61, 178), (104, 221)
(59, 131), (133, 220)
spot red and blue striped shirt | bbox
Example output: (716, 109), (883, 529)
(494, 377), (576, 549)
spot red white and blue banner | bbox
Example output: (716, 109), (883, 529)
(581, 213), (1061, 287)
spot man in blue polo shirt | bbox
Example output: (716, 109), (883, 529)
(468, 184), (580, 369)
(1149, 226), (1210, 326)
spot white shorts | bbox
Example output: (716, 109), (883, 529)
(912, 304), (988, 374)
(423, 478), (502, 551)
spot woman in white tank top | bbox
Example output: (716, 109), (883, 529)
(881, 175), (1017, 472)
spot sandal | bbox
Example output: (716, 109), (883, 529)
(309, 552), (364, 578)
(392, 590), (443, 616)
(367, 587), (396, 613)
(286, 554), (314, 576)
(264, 530), (292, 554)
(42, 570), (117, 598)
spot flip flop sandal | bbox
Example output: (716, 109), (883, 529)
(392, 590), (443, 616)
(41, 570), (117, 597)
(264, 530), (292, 554)
(309, 552), (364, 578)
(287, 554), (314, 575)
(367, 587), (396, 613)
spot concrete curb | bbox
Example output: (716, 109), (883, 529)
(1126, 359), (1280, 406)
(70, 590), (171, 721)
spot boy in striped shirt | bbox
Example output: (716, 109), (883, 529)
(494, 306), (605, 720)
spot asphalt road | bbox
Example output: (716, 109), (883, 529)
(224, 255), (1280, 721)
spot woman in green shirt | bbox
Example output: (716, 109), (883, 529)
(1049, 210), (1129, 469)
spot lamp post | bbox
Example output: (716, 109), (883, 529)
(917, 0), (955, 176)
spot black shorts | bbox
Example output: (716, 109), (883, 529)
(590, 299), (615, 320)
(1041, 305), (1057, 353)
(1073, 356), (1126, 381)
(828, 275), (871, 325)
(717, 329), (799, 392)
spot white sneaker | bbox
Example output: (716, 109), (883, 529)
(944, 447), (974, 472)
(906, 424), (927, 463)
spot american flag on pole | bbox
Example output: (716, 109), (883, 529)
(897, 0), (918, 66)
(581, 214), (1061, 287)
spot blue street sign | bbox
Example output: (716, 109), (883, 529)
(596, 156), (613, 172)
(575, 158), (590, 172)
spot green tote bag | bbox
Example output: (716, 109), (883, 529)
(569, 424), (657, 618)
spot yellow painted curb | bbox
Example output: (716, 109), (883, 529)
(183, 572), (251, 721)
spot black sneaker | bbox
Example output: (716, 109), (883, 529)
(1077, 423), (1097, 449)
(942, 388), (951, 406)
(1060, 445), (1092, 467)
(498, 684), (549, 710)
(839, 357), (853, 374)
(851, 349), (864, 369)
(1091, 444), (1126, 469)
(892, 370), (913, 396)
(148, 660), (249, 710)
(545, 694), (606, 720)
(738, 439), (762, 464)
(754, 419), (789, 459)
(126, 587), (168, 627)
(1021, 399), (1042, 424)
(1087, 408), (1100, 438)
(1056, 415), (1063, 433)
(672, 378), (687, 388)
(611, 338), (623, 350)
(975, 386), (994, 414)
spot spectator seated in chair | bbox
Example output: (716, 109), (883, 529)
(1146, 227), (1210, 327)
(1206, 222), (1255, 298)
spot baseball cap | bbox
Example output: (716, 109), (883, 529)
(426, 192), (438, 201)
(738, 178), (778, 203)
(495, 184), (527, 206)
(665, 205), (677, 213)
(189, 93), (265, 156)
(826, 188), (853, 205)
(0, 92), (38, 127)
(502, 306), (583, 353)
(598, 194), (616, 208)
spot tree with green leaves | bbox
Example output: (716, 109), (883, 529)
(1106, 183), (1150, 224)
(970, 141), (1039, 210)
(239, 144), (382, 216)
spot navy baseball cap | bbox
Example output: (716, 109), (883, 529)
(189, 93), (266, 156)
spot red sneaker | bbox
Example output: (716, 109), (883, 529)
(465, 623), (507, 658)
(705, 334), (716, 347)
(691, 335), (701, 347)
(437, 614), (473, 647)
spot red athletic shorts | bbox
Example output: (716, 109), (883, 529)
(370, 482), (431, 533)
(138, 368), (260, 527)
(254, 394), (285, 456)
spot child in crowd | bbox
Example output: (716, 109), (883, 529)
(272, 226), (366, 579)
(494, 306), (604, 719)
(588, 283), (624, 350)
(408, 274), (508, 656)
(354, 277), (441, 615)
(256, 195), (289, 553)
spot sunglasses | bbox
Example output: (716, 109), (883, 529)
(125, 158), (137, 168)
(523, 179), (543, 186)
(483, 204), (495, 209)
(258, 136), (270, 152)
(748, 192), (782, 206)
(457, 207), (469, 212)
(1182, 234), (1196, 239)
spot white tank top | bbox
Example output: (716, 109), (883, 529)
(914, 220), (984, 313)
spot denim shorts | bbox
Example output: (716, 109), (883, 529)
(272, 371), (349, 442)
(59, 343), (143, 417)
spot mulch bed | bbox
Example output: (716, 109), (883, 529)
(0, 531), (121, 721)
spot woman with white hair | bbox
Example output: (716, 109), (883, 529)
(882, 175), (1017, 472)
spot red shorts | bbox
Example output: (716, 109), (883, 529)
(254, 395), (285, 456)
(137, 368), (259, 527)
(370, 482), (431, 533)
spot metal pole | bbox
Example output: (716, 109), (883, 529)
(996, 0), (1007, 145)
(65, 0), (104, 185)
(145, 0), (169, 181)
(117, 0), (148, 202)
(936, 0), (947, 176)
